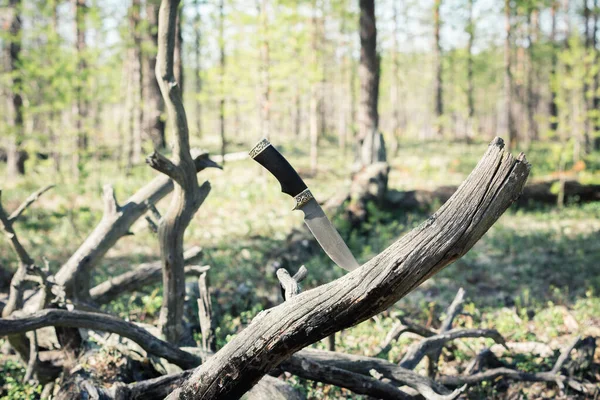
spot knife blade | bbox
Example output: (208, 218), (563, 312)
(249, 138), (360, 272)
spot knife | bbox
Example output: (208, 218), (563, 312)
(249, 138), (360, 272)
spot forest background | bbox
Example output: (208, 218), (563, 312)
(1, 0), (599, 398)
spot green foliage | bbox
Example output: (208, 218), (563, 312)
(0, 361), (41, 400)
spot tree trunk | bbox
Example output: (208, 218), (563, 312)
(309, 0), (320, 174)
(194, 0), (202, 138)
(133, 0), (144, 164)
(50, 0), (61, 172)
(6, 0), (25, 178)
(257, 0), (270, 141)
(549, 1), (559, 133)
(504, 0), (517, 149)
(594, 0), (600, 149)
(218, 0), (226, 162)
(126, 0), (143, 170)
(174, 3), (184, 96)
(391, 0), (401, 154)
(526, 9), (539, 143)
(433, 0), (443, 136)
(357, 0), (384, 167)
(73, 0), (88, 179)
(151, 0), (210, 344)
(583, 0), (592, 153)
(143, 0), (166, 149)
(466, 0), (475, 124)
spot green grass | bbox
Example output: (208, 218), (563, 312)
(1, 138), (599, 398)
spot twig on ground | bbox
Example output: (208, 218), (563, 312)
(372, 316), (436, 357)
(399, 328), (506, 370)
(428, 288), (466, 377)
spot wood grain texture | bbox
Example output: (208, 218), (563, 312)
(167, 138), (530, 399)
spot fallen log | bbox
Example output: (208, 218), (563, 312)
(385, 180), (600, 210)
(166, 138), (530, 399)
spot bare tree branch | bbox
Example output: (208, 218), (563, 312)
(89, 246), (203, 304)
(8, 184), (55, 222)
(439, 336), (590, 393)
(166, 138), (530, 399)
(399, 328), (505, 370)
(52, 153), (217, 302)
(286, 348), (463, 400)
(147, 150), (183, 183)
(372, 316), (436, 357)
(102, 184), (120, 218)
(23, 330), (38, 383)
(0, 191), (35, 272)
(428, 287), (466, 376)
(283, 352), (414, 400)
(197, 270), (215, 353)
(0, 309), (201, 369)
(277, 266), (307, 301)
(551, 335), (580, 374)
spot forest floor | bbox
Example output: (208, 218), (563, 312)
(1, 138), (599, 399)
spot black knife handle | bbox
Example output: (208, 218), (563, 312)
(249, 138), (308, 198)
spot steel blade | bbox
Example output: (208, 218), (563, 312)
(299, 198), (360, 271)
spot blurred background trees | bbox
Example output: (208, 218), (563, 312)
(1, 0), (599, 180)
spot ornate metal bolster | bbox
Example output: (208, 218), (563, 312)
(293, 188), (314, 210)
(249, 138), (271, 158)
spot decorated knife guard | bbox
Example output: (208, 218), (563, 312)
(249, 138), (271, 158)
(292, 188), (314, 210)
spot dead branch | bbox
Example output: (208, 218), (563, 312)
(115, 370), (194, 400)
(52, 153), (216, 302)
(282, 351), (414, 400)
(385, 180), (600, 210)
(428, 288), (466, 377)
(165, 138), (530, 399)
(287, 348), (463, 400)
(8, 184), (54, 222)
(151, 0), (209, 343)
(0, 309), (201, 369)
(439, 288), (466, 333)
(372, 316), (436, 357)
(89, 246), (203, 304)
(551, 335), (581, 374)
(197, 270), (215, 353)
(145, 216), (159, 233)
(438, 337), (591, 393)
(276, 265), (308, 301)
(399, 328), (506, 370)
(0, 191), (35, 280)
(0, 190), (40, 361)
(114, 371), (304, 400)
(23, 330), (38, 382)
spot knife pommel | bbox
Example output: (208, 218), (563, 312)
(249, 138), (308, 199)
